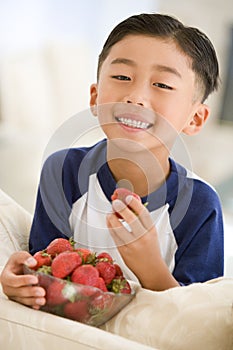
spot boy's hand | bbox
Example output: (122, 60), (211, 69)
(107, 195), (179, 291)
(0, 251), (46, 309)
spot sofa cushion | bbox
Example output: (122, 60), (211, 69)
(0, 189), (31, 267)
(101, 277), (233, 350)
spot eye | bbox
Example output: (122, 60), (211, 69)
(153, 82), (173, 90)
(111, 75), (131, 81)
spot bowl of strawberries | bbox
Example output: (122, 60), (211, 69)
(24, 237), (135, 327)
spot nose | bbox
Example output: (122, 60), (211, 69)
(123, 84), (149, 107)
(126, 100), (144, 106)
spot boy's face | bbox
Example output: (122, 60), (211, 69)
(90, 35), (209, 153)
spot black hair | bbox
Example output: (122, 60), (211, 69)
(97, 13), (219, 102)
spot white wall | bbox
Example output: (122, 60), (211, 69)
(0, 0), (157, 211)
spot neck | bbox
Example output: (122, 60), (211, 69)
(106, 141), (170, 197)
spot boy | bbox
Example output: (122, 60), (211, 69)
(1, 13), (223, 309)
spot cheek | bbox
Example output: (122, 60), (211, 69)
(96, 91), (112, 105)
(154, 106), (191, 134)
(96, 103), (114, 127)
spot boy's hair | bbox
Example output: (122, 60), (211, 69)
(97, 13), (219, 102)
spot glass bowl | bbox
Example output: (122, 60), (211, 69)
(24, 265), (135, 327)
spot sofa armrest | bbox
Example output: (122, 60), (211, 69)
(0, 189), (32, 266)
(0, 286), (154, 350)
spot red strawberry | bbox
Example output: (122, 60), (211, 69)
(78, 285), (99, 297)
(75, 248), (96, 264)
(51, 251), (82, 279)
(37, 272), (52, 290)
(90, 292), (113, 313)
(95, 261), (116, 285)
(111, 188), (141, 218)
(63, 300), (90, 322)
(119, 279), (131, 294)
(114, 263), (123, 277)
(46, 238), (74, 258)
(110, 276), (132, 294)
(111, 188), (141, 203)
(71, 265), (99, 287)
(31, 250), (51, 270)
(95, 277), (108, 292)
(96, 252), (113, 263)
(46, 280), (70, 305)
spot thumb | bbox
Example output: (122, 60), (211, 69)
(9, 251), (37, 268)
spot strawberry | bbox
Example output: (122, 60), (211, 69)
(46, 280), (76, 305)
(95, 261), (116, 285)
(114, 263), (123, 277)
(119, 279), (131, 294)
(51, 251), (82, 279)
(96, 252), (113, 263)
(75, 248), (96, 264)
(31, 250), (51, 270)
(78, 285), (99, 297)
(95, 277), (108, 292)
(111, 188), (141, 203)
(63, 300), (90, 322)
(46, 237), (74, 258)
(37, 272), (52, 290)
(111, 188), (141, 219)
(90, 292), (113, 313)
(110, 276), (132, 294)
(71, 265), (99, 287)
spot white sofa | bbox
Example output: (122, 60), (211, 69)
(0, 189), (233, 350)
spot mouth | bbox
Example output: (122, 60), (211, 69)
(115, 116), (152, 129)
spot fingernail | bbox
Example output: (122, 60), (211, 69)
(112, 199), (126, 211)
(35, 289), (45, 297)
(35, 298), (45, 305)
(125, 195), (133, 205)
(25, 257), (37, 266)
(28, 276), (38, 285)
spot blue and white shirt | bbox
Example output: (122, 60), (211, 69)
(29, 139), (224, 285)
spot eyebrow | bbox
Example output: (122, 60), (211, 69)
(155, 64), (182, 79)
(110, 58), (182, 79)
(111, 58), (136, 66)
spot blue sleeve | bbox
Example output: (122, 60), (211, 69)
(172, 184), (224, 285)
(29, 141), (106, 255)
(29, 150), (75, 254)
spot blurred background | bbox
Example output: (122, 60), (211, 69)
(0, 0), (232, 273)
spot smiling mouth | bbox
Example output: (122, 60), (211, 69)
(115, 117), (152, 130)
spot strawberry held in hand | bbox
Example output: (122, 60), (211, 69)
(111, 188), (141, 203)
(111, 188), (142, 219)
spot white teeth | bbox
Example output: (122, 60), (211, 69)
(117, 117), (150, 129)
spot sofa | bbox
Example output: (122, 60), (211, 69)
(0, 188), (233, 350)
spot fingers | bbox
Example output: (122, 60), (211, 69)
(4, 272), (38, 289)
(107, 213), (135, 246)
(125, 195), (155, 231)
(7, 285), (46, 307)
(1, 251), (45, 308)
(111, 196), (155, 233)
(1, 251), (38, 287)
(108, 196), (155, 246)
(5, 251), (36, 274)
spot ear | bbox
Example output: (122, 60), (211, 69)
(182, 104), (210, 136)
(89, 83), (98, 116)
